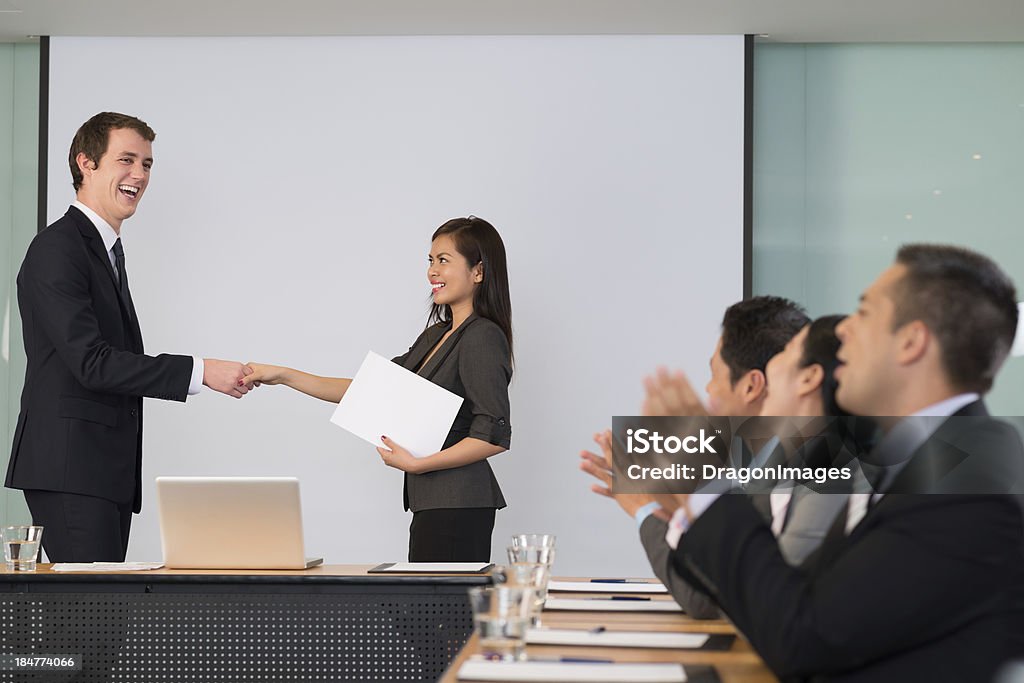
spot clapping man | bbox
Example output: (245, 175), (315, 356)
(661, 246), (1023, 681)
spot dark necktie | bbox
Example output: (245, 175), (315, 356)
(111, 238), (133, 320)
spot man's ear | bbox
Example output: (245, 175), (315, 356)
(741, 369), (767, 405)
(896, 320), (930, 366)
(76, 152), (97, 179)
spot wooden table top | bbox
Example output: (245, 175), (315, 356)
(440, 576), (777, 683)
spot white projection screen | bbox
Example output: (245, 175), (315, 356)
(45, 35), (745, 576)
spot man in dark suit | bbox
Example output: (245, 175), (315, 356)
(5, 112), (253, 563)
(666, 244), (1024, 682)
(581, 296), (810, 618)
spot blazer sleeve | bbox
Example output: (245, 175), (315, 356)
(638, 515), (720, 619)
(671, 493), (1023, 679)
(20, 233), (192, 400)
(457, 322), (512, 449)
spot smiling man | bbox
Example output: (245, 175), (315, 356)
(663, 244), (1024, 682)
(6, 112), (252, 563)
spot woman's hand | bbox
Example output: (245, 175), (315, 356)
(242, 363), (290, 388)
(377, 435), (423, 474)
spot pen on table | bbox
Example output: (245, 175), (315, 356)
(590, 579), (651, 584)
(604, 596), (651, 601)
(532, 656), (614, 664)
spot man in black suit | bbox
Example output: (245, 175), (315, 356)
(666, 244), (1024, 682)
(5, 112), (253, 563)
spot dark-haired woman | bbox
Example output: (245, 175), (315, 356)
(244, 217), (513, 562)
(761, 314), (871, 566)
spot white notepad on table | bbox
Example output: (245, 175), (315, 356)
(369, 562), (491, 573)
(458, 660), (686, 682)
(330, 351), (464, 457)
(548, 580), (667, 594)
(526, 628), (709, 649)
(543, 598), (683, 613)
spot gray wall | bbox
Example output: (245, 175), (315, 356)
(44, 36), (746, 576)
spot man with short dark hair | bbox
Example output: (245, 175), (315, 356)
(665, 244), (1024, 681)
(6, 112), (253, 563)
(582, 295), (810, 618)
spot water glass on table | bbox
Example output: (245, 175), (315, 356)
(498, 562), (551, 625)
(468, 585), (538, 661)
(3, 525), (43, 572)
(510, 533), (556, 549)
(507, 544), (555, 569)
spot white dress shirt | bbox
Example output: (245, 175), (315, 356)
(843, 392), (979, 532)
(666, 392), (981, 548)
(72, 201), (204, 395)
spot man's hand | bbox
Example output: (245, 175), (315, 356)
(579, 429), (657, 517)
(203, 359), (253, 398)
(642, 367), (708, 417)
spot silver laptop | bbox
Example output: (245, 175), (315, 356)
(156, 476), (323, 569)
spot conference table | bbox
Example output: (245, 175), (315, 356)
(0, 563), (486, 682)
(1, 565), (776, 682)
(439, 581), (777, 683)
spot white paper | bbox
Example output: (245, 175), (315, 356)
(330, 351), (464, 457)
(379, 562), (490, 573)
(548, 581), (667, 594)
(543, 598), (683, 613)
(51, 562), (164, 572)
(526, 628), (708, 649)
(458, 660), (686, 682)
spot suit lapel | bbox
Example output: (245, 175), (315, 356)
(809, 402), (990, 575)
(416, 313), (480, 380)
(880, 401), (989, 495)
(70, 207), (143, 350)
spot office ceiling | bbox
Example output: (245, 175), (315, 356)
(1, 0), (1023, 43)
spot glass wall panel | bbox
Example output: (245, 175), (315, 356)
(754, 43), (1024, 414)
(0, 42), (38, 526)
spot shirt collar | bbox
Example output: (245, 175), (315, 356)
(871, 392), (981, 470)
(73, 200), (120, 254)
(909, 392), (980, 418)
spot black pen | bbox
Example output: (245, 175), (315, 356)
(590, 579), (649, 584)
(532, 656), (614, 664)
(606, 596), (651, 601)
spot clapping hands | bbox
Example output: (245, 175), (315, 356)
(642, 367), (708, 417)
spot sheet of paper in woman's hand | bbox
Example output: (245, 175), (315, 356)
(330, 351), (464, 457)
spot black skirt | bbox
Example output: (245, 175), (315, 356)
(408, 508), (496, 562)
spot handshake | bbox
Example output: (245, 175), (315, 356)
(201, 359), (280, 399)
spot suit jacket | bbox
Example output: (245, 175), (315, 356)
(670, 401), (1024, 682)
(392, 312), (511, 512)
(638, 515), (720, 619)
(6, 206), (193, 512)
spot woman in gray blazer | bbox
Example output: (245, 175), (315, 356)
(245, 217), (513, 561)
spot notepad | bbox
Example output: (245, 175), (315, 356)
(458, 660), (686, 682)
(548, 581), (667, 594)
(330, 351), (464, 457)
(369, 562), (492, 574)
(51, 562), (164, 572)
(526, 629), (708, 649)
(543, 598), (683, 613)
